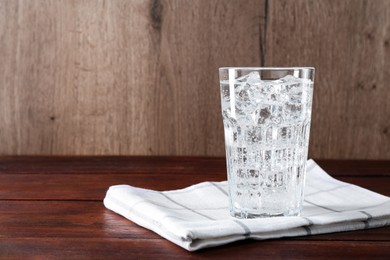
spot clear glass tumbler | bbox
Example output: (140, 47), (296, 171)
(219, 67), (315, 218)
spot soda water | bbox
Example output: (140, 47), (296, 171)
(220, 70), (314, 218)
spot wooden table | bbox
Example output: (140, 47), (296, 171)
(0, 157), (389, 259)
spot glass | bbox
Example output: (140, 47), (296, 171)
(219, 67), (315, 218)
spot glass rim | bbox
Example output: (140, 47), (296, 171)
(219, 66), (314, 71)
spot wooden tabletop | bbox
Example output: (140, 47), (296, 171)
(0, 157), (389, 259)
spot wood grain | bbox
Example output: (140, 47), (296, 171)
(2, 238), (389, 259)
(0, 157), (389, 200)
(0, 0), (389, 158)
(0, 173), (388, 201)
(1, 201), (389, 241)
(1, 238), (390, 259)
(0, 156), (389, 258)
(265, 0), (390, 159)
(0, 0), (262, 156)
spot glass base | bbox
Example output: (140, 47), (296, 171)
(230, 208), (301, 219)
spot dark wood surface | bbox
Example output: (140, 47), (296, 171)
(0, 156), (389, 259)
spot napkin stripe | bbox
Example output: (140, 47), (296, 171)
(165, 182), (228, 195)
(362, 220), (370, 229)
(129, 200), (183, 211)
(106, 195), (193, 243)
(344, 200), (390, 212)
(302, 216), (314, 225)
(304, 199), (341, 212)
(108, 195), (165, 225)
(233, 220), (251, 238)
(301, 217), (314, 235)
(305, 184), (350, 197)
(131, 200), (228, 211)
(360, 211), (373, 219)
(302, 226), (312, 235)
(212, 182), (254, 237)
(159, 192), (215, 220)
(360, 211), (373, 229)
(211, 182), (228, 196)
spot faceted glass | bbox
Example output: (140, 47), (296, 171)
(219, 67), (315, 218)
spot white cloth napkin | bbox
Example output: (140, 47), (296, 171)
(103, 159), (390, 251)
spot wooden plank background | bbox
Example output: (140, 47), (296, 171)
(0, 0), (389, 159)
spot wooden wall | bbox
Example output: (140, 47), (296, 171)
(0, 0), (389, 159)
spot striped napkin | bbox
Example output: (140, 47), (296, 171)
(103, 160), (390, 251)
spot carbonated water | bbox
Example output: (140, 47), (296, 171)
(220, 72), (314, 218)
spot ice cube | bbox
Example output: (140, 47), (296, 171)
(278, 75), (297, 83)
(245, 126), (262, 144)
(235, 81), (258, 115)
(236, 71), (261, 83)
(252, 107), (271, 124)
(235, 83), (251, 109)
(270, 105), (283, 124)
(247, 72), (261, 84)
(284, 103), (302, 121)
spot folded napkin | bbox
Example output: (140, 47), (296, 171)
(103, 160), (390, 251)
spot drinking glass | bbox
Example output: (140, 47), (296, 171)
(219, 67), (315, 218)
